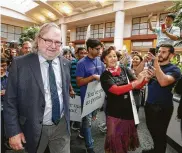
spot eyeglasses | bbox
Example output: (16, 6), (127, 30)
(93, 47), (101, 51)
(131, 51), (139, 55)
(39, 36), (62, 47)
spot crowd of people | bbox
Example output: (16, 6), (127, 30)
(1, 12), (182, 153)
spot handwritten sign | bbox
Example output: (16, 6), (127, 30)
(70, 96), (81, 122)
(81, 81), (105, 118)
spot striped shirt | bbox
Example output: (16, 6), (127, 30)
(70, 59), (80, 96)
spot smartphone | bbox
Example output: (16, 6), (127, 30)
(149, 48), (156, 56)
(161, 23), (166, 30)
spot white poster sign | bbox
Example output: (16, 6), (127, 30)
(126, 75), (140, 125)
(81, 81), (105, 118)
(130, 91), (140, 125)
(70, 96), (81, 122)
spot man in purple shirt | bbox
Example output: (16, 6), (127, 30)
(76, 38), (105, 153)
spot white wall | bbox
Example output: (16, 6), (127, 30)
(70, 28), (76, 42)
(1, 16), (35, 27)
(167, 101), (182, 146)
(123, 15), (132, 38)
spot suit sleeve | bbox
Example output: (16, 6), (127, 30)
(3, 59), (22, 138)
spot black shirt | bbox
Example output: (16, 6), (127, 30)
(100, 65), (136, 119)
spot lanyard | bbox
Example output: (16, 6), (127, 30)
(168, 26), (173, 33)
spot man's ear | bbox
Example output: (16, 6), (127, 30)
(87, 47), (91, 52)
(169, 53), (174, 60)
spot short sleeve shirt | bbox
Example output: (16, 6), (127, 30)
(76, 56), (105, 104)
(147, 63), (181, 105)
(154, 26), (180, 47)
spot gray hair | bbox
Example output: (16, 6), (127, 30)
(32, 23), (61, 53)
(22, 41), (32, 47)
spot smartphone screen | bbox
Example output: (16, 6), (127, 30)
(149, 48), (156, 56)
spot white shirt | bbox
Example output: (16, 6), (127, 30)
(38, 54), (63, 125)
(154, 25), (180, 47)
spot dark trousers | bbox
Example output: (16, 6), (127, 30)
(1, 110), (5, 153)
(144, 103), (173, 153)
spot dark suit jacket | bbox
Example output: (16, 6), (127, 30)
(3, 53), (71, 153)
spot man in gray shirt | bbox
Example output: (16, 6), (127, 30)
(148, 13), (180, 50)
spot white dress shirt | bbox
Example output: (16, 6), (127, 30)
(38, 54), (63, 125)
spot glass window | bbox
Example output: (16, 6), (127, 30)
(99, 34), (103, 38)
(15, 27), (22, 34)
(105, 21), (114, 38)
(132, 30), (139, 35)
(111, 33), (114, 37)
(141, 17), (148, 23)
(99, 24), (103, 28)
(94, 29), (98, 33)
(8, 25), (15, 33)
(99, 29), (103, 33)
(133, 18), (140, 24)
(1, 23), (22, 42)
(106, 23), (111, 27)
(94, 25), (99, 29)
(148, 29), (153, 34)
(151, 21), (157, 27)
(7, 33), (15, 42)
(1, 32), (7, 38)
(132, 15), (157, 35)
(140, 23), (147, 29)
(106, 28), (111, 32)
(15, 34), (21, 40)
(140, 29), (147, 35)
(133, 24), (140, 29)
(76, 26), (87, 40)
(1, 24), (7, 32)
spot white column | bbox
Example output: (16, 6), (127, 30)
(113, 0), (124, 50)
(61, 24), (67, 46)
(70, 28), (76, 42)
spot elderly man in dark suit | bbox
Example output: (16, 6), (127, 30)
(3, 23), (71, 153)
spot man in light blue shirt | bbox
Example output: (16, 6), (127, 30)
(148, 13), (180, 49)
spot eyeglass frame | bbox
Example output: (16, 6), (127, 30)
(92, 47), (101, 51)
(39, 36), (62, 47)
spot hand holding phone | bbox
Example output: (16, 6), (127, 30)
(161, 23), (166, 30)
(149, 48), (156, 56)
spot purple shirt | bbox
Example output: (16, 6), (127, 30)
(76, 56), (105, 105)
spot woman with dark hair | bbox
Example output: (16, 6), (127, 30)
(131, 54), (143, 112)
(62, 48), (73, 60)
(100, 47), (153, 153)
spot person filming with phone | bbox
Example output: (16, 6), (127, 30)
(148, 13), (180, 51)
(136, 44), (181, 153)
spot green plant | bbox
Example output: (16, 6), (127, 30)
(171, 54), (182, 72)
(19, 26), (40, 45)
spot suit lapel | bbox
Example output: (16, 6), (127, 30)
(28, 53), (44, 96)
(58, 56), (66, 94)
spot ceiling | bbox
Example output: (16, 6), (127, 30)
(1, 0), (173, 28)
(1, 0), (114, 25)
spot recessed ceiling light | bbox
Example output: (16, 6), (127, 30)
(39, 15), (46, 22)
(97, 0), (105, 3)
(40, 0), (47, 2)
(62, 5), (72, 14)
(47, 12), (53, 17)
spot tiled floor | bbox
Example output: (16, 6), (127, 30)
(70, 107), (178, 153)
(5, 107), (178, 153)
